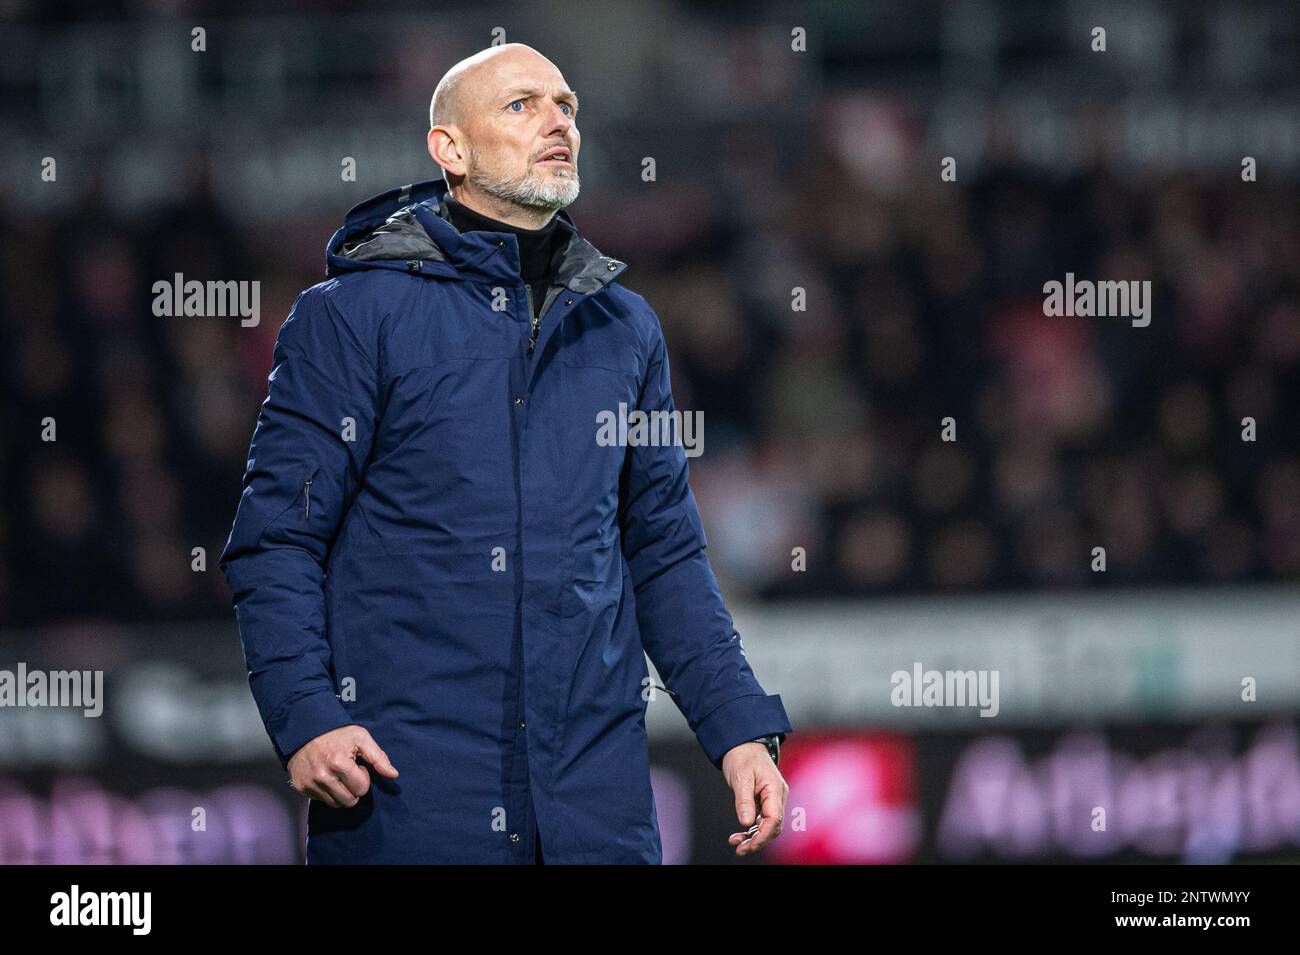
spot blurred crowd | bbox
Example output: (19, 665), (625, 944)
(2, 103), (1298, 627)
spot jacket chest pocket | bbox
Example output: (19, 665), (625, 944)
(556, 363), (641, 447)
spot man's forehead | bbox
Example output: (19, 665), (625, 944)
(479, 55), (570, 99)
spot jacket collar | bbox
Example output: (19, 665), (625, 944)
(326, 177), (627, 293)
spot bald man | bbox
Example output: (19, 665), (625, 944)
(221, 43), (793, 865)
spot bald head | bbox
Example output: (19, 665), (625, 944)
(429, 43), (562, 131)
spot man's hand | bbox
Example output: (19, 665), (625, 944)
(287, 725), (399, 808)
(722, 740), (788, 857)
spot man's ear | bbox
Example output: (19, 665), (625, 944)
(428, 126), (467, 177)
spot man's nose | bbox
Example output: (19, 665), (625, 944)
(543, 102), (574, 136)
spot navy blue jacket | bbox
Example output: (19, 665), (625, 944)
(219, 178), (792, 863)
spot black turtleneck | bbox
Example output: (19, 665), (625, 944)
(443, 195), (569, 320)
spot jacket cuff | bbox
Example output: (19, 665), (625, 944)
(695, 693), (793, 770)
(266, 688), (356, 771)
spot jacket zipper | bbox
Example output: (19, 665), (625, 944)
(526, 286), (540, 353)
(303, 476), (313, 520)
(527, 284), (566, 354)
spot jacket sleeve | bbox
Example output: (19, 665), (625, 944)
(219, 284), (379, 771)
(619, 316), (792, 771)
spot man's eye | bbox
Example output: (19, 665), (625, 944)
(509, 100), (525, 111)
(561, 103), (575, 116)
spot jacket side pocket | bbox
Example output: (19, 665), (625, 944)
(255, 463), (323, 542)
(323, 557), (351, 707)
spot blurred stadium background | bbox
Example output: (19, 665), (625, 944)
(1, 0), (1299, 863)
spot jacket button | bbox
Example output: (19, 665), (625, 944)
(519, 720), (526, 730)
(515, 397), (524, 406)
(510, 832), (520, 843)
(607, 263), (617, 270)
(564, 299), (572, 305)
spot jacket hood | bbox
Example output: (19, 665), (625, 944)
(324, 177), (627, 293)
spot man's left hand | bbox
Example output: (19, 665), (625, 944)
(721, 741), (788, 857)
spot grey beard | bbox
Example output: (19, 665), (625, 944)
(468, 155), (581, 211)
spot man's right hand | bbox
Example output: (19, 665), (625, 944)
(287, 725), (400, 808)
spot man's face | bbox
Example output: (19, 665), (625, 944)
(462, 53), (581, 212)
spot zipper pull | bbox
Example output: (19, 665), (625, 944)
(528, 315), (540, 353)
(304, 477), (313, 519)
